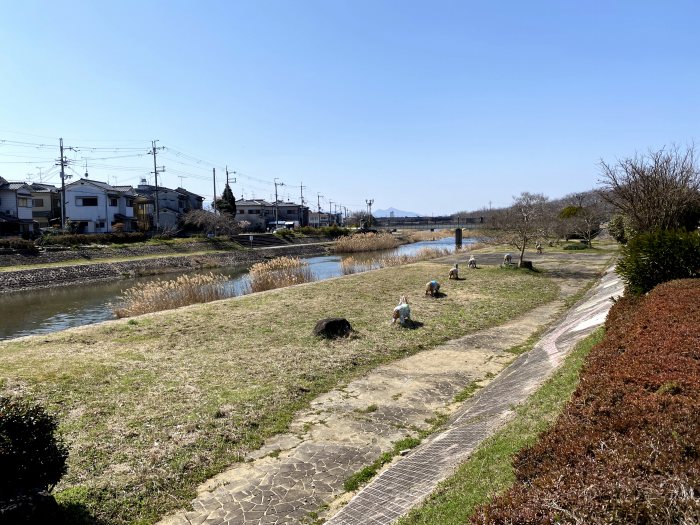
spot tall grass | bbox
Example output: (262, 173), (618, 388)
(341, 247), (451, 274)
(113, 273), (228, 318)
(407, 230), (454, 242)
(332, 232), (400, 253)
(246, 256), (314, 292)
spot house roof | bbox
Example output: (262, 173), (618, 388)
(236, 199), (273, 206)
(66, 178), (135, 195)
(0, 181), (32, 194)
(29, 183), (58, 193)
(175, 187), (204, 200)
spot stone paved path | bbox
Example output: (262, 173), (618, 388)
(159, 255), (619, 525)
(326, 267), (624, 525)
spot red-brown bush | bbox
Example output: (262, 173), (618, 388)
(473, 279), (700, 524)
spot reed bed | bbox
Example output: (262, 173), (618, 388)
(113, 273), (228, 318)
(340, 256), (375, 275)
(246, 256), (314, 293)
(331, 232), (400, 253)
(341, 247), (451, 274)
(406, 229), (454, 242)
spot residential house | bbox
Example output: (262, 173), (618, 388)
(29, 182), (60, 228)
(64, 178), (136, 233)
(134, 180), (204, 230)
(0, 177), (35, 236)
(236, 199), (309, 230)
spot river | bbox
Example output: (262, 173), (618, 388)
(0, 236), (470, 341)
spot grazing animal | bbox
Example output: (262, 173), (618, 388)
(392, 295), (411, 326)
(468, 256), (477, 268)
(449, 264), (459, 280)
(503, 253), (512, 266)
(425, 280), (441, 297)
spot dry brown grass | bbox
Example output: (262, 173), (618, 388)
(246, 256), (314, 292)
(113, 273), (228, 318)
(341, 247), (451, 274)
(331, 232), (400, 253)
(406, 230), (454, 242)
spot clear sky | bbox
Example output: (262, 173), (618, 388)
(1, 1), (698, 216)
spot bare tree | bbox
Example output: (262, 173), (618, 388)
(559, 192), (608, 247)
(598, 145), (700, 232)
(181, 209), (244, 236)
(491, 192), (549, 266)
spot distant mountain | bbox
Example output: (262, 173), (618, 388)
(373, 207), (420, 218)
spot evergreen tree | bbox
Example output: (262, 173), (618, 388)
(216, 184), (237, 217)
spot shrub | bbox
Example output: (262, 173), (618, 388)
(37, 232), (148, 246)
(0, 396), (68, 497)
(273, 228), (296, 239)
(297, 225), (350, 238)
(616, 229), (700, 294)
(0, 237), (39, 254)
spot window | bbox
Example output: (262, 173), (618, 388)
(125, 198), (133, 207)
(33, 198), (44, 207)
(96, 221), (105, 228)
(77, 197), (98, 206)
(109, 197), (118, 207)
(18, 197), (30, 207)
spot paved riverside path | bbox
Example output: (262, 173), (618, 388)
(159, 255), (621, 525)
(326, 267), (624, 525)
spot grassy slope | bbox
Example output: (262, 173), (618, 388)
(396, 328), (605, 525)
(0, 261), (559, 524)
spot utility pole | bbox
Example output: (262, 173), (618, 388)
(329, 200), (333, 225)
(212, 168), (217, 214)
(149, 140), (165, 229)
(299, 183), (306, 226)
(274, 178), (284, 228)
(366, 198), (374, 228)
(317, 193), (323, 227)
(56, 138), (75, 230)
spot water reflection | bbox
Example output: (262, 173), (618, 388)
(0, 237), (470, 341)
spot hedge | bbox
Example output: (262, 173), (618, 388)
(473, 279), (700, 524)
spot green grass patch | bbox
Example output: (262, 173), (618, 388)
(396, 327), (605, 525)
(344, 436), (423, 491)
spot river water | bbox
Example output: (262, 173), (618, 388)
(0, 236), (469, 341)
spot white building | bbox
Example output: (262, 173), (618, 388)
(64, 178), (136, 233)
(0, 177), (34, 236)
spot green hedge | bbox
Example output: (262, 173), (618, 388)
(616, 229), (700, 294)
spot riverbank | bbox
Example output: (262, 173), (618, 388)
(0, 251), (615, 525)
(0, 242), (330, 294)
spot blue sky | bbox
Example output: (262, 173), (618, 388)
(1, 1), (698, 215)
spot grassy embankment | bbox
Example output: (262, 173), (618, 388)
(396, 327), (605, 525)
(0, 237), (246, 272)
(0, 260), (558, 525)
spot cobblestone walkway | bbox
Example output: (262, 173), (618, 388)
(326, 267), (624, 525)
(159, 258), (620, 525)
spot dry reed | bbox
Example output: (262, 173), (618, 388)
(246, 256), (314, 292)
(331, 232), (400, 253)
(406, 229), (454, 242)
(340, 247), (450, 274)
(113, 273), (228, 318)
